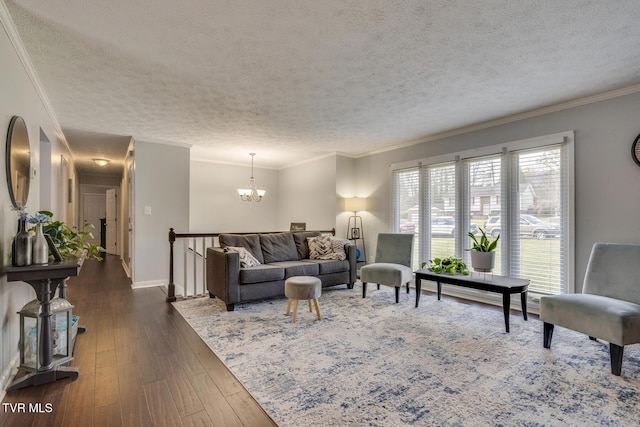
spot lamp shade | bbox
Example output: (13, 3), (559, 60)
(345, 197), (367, 212)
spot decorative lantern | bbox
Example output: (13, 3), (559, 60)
(19, 297), (75, 371)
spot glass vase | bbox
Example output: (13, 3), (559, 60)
(13, 219), (32, 267)
(32, 223), (49, 265)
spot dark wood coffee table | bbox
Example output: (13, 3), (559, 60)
(415, 269), (529, 333)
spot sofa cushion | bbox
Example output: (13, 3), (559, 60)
(225, 246), (260, 268)
(269, 260), (320, 278)
(239, 265), (285, 284)
(292, 231), (322, 259)
(260, 232), (298, 263)
(219, 234), (264, 264)
(305, 259), (350, 275)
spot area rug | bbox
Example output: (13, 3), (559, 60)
(173, 285), (640, 426)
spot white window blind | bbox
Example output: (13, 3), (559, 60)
(464, 156), (503, 275)
(509, 145), (567, 294)
(392, 168), (420, 270)
(427, 164), (456, 262)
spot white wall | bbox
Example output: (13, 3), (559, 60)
(277, 154), (338, 232)
(190, 155), (348, 235)
(354, 90), (640, 291)
(189, 161), (279, 233)
(0, 7), (76, 395)
(133, 140), (190, 287)
(335, 155), (358, 240)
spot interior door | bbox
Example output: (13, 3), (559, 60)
(106, 188), (118, 254)
(83, 193), (106, 246)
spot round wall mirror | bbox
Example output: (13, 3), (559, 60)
(6, 116), (31, 208)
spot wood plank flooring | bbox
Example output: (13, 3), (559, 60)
(0, 255), (277, 427)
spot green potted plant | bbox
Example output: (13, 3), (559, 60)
(421, 256), (469, 275)
(33, 211), (105, 261)
(467, 227), (499, 272)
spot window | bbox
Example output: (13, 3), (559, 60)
(428, 164), (456, 262)
(466, 156), (502, 275)
(508, 146), (567, 294)
(392, 168), (420, 270)
(392, 132), (574, 294)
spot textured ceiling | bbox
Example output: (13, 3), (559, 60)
(5, 0), (640, 171)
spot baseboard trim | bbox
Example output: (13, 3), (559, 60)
(131, 280), (167, 289)
(121, 259), (131, 278)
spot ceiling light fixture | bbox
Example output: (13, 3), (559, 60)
(93, 158), (110, 166)
(237, 153), (266, 202)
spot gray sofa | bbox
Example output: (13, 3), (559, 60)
(206, 231), (356, 311)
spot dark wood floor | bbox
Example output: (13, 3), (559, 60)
(0, 255), (277, 427)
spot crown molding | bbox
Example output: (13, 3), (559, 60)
(362, 83), (640, 158)
(190, 157), (279, 170)
(279, 152), (338, 170)
(191, 152), (342, 170)
(0, 3), (73, 156)
(132, 136), (193, 148)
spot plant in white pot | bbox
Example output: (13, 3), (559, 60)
(32, 210), (105, 261)
(467, 227), (499, 272)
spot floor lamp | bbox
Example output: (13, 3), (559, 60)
(345, 197), (367, 263)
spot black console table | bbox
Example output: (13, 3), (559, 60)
(4, 259), (83, 391)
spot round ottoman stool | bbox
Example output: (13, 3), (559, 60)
(284, 276), (322, 323)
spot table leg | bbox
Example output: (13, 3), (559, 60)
(521, 291), (528, 321)
(502, 293), (511, 333)
(38, 280), (54, 370)
(437, 281), (442, 300)
(415, 277), (421, 308)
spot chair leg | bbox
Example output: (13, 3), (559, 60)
(610, 344), (624, 376)
(406, 282), (410, 293)
(362, 282), (367, 298)
(395, 286), (400, 303)
(286, 299), (292, 315)
(377, 284), (380, 290)
(543, 322), (554, 348)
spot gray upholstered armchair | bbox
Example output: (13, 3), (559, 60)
(360, 233), (415, 304)
(539, 243), (640, 375)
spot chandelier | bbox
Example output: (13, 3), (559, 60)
(237, 153), (266, 202)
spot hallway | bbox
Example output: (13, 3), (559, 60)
(1, 255), (276, 427)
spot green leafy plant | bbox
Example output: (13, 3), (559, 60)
(468, 227), (499, 252)
(34, 210), (105, 261)
(421, 256), (469, 275)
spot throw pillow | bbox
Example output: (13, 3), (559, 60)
(225, 246), (261, 268)
(329, 238), (349, 261)
(307, 235), (333, 259)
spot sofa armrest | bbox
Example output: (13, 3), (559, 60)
(345, 243), (357, 285)
(206, 247), (241, 304)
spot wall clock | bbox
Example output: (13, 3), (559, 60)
(633, 133), (640, 167)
